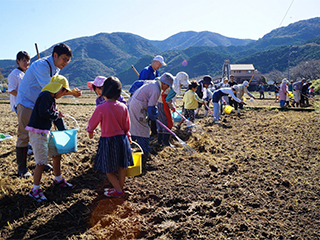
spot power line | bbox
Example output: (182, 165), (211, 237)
(278, 0), (295, 28)
(267, 0), (295, 49)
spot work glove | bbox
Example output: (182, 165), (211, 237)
(147, 106), (158, 121)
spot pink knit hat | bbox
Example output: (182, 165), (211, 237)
(87, 76), (107, 91)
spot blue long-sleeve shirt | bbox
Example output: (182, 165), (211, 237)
(139, 65), (158, 80)
(16, 55), (59, 109)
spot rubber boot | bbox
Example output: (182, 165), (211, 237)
(141, 154), (148, 175)
(16, 147), (31, 177)
(162, 133), (171, 147)
(163, 133), (176, 147)
(286, 101), (290, 107)
(157, 133), (163, 145)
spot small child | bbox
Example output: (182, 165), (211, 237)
(87, 76), (126, 106)
(309, 86), (315, 98)
(177, 80), (203, 128)
(86, 76), (133, 198)
(8, 51), (30, 113)
(195, 76), (213, 117)
(26, 75), (73, 202)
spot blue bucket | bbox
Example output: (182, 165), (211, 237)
(51, 129), (78, 154)
(171, 110), (182, 122)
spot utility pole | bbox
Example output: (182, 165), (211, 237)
(222, 60), (230, 79)
(288, 46), (297, 81)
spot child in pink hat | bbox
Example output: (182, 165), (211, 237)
(88, 76), (126, 106)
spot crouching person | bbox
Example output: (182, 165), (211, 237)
(26, 75), (73, 202)
(128, 73), (174, 172)
(212, 86), (244, 123)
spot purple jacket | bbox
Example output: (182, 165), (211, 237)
(95, 95), (126, 106)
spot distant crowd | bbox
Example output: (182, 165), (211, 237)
(257, 79), (313, 107)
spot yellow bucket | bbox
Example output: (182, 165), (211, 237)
(242, 96), (247, 101)
(126, 141), (143, 177)
(224, 105), (234, 114)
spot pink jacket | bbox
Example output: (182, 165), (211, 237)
(279, 83), (288, 101)
(86, 100), (131, 140)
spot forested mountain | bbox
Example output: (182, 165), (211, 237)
(1, 17), (319, 88)
(149, 31), (254, 51)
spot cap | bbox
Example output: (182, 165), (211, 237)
(42, 75), (71, 93)
(160, 72), (174, 86)
(243, 81), (249, 87)
(87, 76), (107, 91)
(153, 55), (166, 66)
(202, 75), (213, 85)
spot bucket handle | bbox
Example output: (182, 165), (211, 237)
(64, 114), (80, 130)
(131, 141), (144, 154)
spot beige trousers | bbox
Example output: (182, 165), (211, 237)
(16, 104), (32, 147)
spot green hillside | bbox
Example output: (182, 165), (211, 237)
(235, 42), (320, 74)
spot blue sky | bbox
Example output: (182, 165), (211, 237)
(0, 0), (319, 60)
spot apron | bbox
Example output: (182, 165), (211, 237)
(161, 93), (173, 129)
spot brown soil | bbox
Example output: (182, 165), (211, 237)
(0, 93), (320, 239)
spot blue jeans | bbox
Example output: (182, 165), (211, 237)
(280, 100), (286, 107)
(213, 102), (220, 121)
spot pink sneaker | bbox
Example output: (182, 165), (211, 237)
(52, 178), (73, 188)
(29, 188), (47, 202)
(104, 188), (125, 198)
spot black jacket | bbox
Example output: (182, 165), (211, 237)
(27, 91), (66, 131)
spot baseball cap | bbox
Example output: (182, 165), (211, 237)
(153, 55), (166, 66)
(42, 75), (71, 93)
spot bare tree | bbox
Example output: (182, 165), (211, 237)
(264, 70), (286, 83)
(290, 59), (320, 80)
